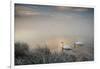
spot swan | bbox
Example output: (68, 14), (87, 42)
(60, 42), (72, 50)
(74, 41), (84, 48)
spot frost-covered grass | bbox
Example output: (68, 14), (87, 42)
(15, 42), (93, 65)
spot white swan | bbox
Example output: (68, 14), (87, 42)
(74, 41), (84, 48)
(60, 42), (72, 50)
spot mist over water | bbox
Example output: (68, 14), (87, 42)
(15, 4), (94, 51)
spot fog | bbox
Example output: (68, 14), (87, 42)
(15, 4), (94, 50)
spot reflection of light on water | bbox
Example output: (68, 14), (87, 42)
(32, 38), (75, 53)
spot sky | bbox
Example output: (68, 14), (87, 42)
(15, 4), (94, 49)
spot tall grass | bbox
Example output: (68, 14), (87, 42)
(15, 42), (93, 65)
